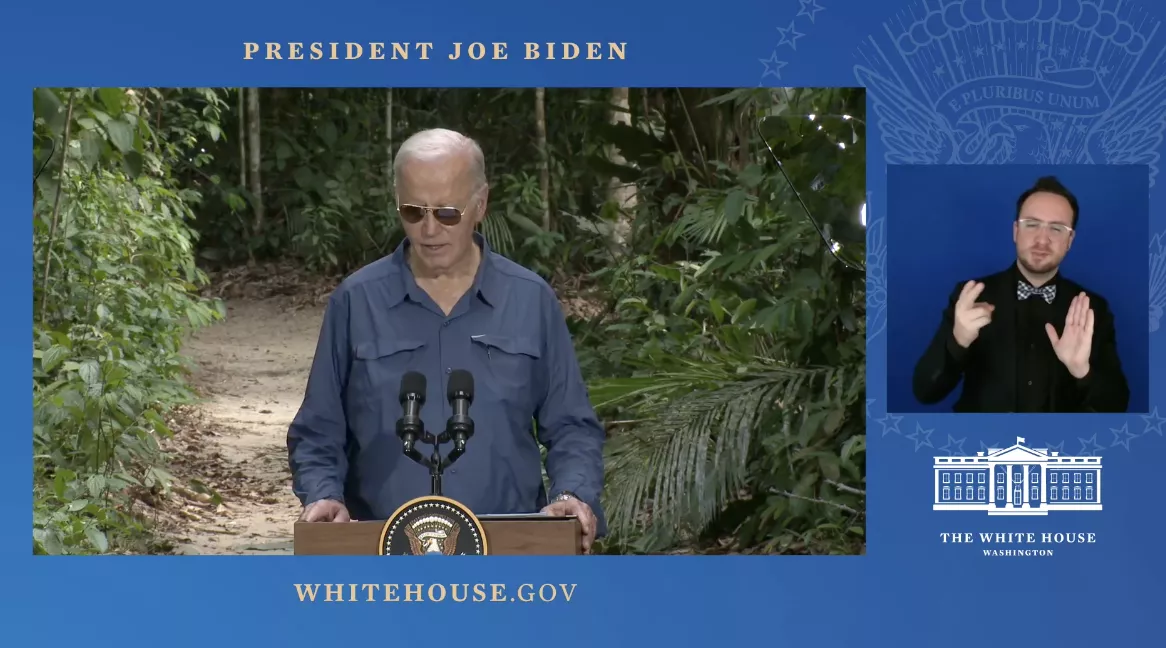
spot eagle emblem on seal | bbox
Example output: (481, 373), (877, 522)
(404, 515), (461, 555)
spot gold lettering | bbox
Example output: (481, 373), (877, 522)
(558, 584), (576, 602)
(516, 583), (534, 602)
(467, 42), (486, 60)
(416, 42), (433, 59)
(490, 583), (507, 602)
(608, 42), (626, 59)
(449, 42), (463, 60)
(493, 42), (508, 59)
(384, 583), (400, 602)
(450, 584), (469, 602)
(361, 584), (379, 601)
(561, 43), (579, 60)
(369, 43), (385, 60)
(538, 584), (556, 601)
(288, 42), (304, 60)
(293, 583), (319, 602)
(525, 42), (540, 59)
(427, 584), (446, 602)
(391, 43), (410, 59)
(324, 584), (344, 602)
(266, 43), (282, 60)
(472, 583), (488, 602)
(404, 583), (423, 602)
(243, 42), (259, 60)
(330, 42), (341, 60)
(346, 42), (363, 59)
(587, 43), (602, 59)
(309, 43), (324, 60)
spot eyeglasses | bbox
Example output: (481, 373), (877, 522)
(397, 186), (485, 226)
(1017, 218), (1073, 239)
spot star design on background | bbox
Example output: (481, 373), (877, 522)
(1142, 407), (1166, 436)
(1098, 66), (1110, 77)
(1018, 41), (1027, 49)
(777, 21), (805, 50)
(1037, 42), (1049, 51)
(1078, 434), (1106, 456)
(979, 439), (999, 453)
(1058, 46), (1069, 56)
(994, 41), (1005, 51)
(906, 423), (934, 451)
(877, 413), (903, 436)
(759, 51), (787, 79)
(973, 46), (985, 56)
(1110, 423), (1138, 451)
(1078, 56), (1089, 66)
(797, 0), (825, 23)
(1044, 440), (1065, 455)
(938, 434), (966, 456)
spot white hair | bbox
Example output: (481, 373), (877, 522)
(392, 128), (487, 189)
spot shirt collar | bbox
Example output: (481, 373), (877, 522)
(389, 231), (498, 308)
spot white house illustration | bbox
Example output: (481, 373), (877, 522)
(933, 437), (1101, 516)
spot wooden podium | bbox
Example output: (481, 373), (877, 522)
(294, 514), (583, 555)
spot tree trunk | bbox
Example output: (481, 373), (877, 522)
(607, 87), (636, 250)
(534, 88), (551, 230)
(385, 88), (394, 190)
(237, 88), (246, 189)
(245, 88), (264, 244)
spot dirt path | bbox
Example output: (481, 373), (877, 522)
(159, 295), (325, 555)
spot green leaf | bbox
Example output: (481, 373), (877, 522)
(41, 345), (69, 372)
(122, 150), (143, 177)
(104, 120), (134, 153)
(85, 525), (110, 553)
(206, 123), (223, 142)
(731, 298), (757, 323)
(723, 189), (746, 225)
(78, 129), (105, 170)
(817, 453), (841, 481)
(97, 88), (125, 116)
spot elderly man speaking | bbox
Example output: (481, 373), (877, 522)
(286, 128), (606, 551)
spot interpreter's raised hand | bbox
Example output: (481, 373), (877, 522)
(541, 496), (597, 554)
(952, 280), (995, 348)
(1047, 292), (1094, 379)
(299, 499), (351, 523)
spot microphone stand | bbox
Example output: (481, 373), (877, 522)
(398, 417), (471, 498)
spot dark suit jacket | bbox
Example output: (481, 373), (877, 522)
(912, 264), (1129, 413)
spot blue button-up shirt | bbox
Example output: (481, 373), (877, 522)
(287, 234), (606, 535)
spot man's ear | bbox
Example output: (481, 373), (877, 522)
(474, 185), (490, 225)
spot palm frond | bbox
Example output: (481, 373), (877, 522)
(599, 363), (849, 548)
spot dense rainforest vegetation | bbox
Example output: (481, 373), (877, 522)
(33, 86), (866, 555)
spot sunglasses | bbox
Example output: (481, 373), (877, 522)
(397, 187), (485, 226)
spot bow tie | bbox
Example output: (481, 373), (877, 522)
(1017, 281), (1056, 304)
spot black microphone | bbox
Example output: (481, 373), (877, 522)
(397, 371), (426, 457)
(445, 370), (475, 460)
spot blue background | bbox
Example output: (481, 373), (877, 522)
(885, 163), (1151, 413)
(7, 0), (1166, 646)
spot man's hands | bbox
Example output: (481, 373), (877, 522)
(299, 499), (351, 522)
(1047, 292), (1094, 379)
(541, 495), (597, 554)
(953, 280), (995, 348)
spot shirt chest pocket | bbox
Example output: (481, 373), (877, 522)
(470, 335), (541, 401)
(350, 338), (427, 400)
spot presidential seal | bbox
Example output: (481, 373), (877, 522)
(378, 495), (488, 556)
